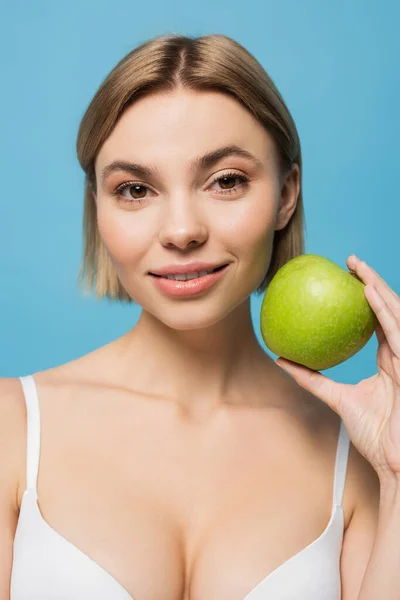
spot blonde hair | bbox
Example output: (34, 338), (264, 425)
(76, 33), (305, 302)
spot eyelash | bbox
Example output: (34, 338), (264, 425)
(111, 171), (250, 204)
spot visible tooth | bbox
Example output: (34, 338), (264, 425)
(162, 269), (215, 281)
(171, 273), (189, 281)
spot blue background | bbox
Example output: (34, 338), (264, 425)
(1, 0), (399, 384)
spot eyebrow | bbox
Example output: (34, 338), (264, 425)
(100, 145), (265, 184)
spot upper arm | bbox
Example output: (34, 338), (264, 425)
(0, 377), (26, 600)
(340, 442), (380, 600)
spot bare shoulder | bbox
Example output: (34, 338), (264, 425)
(293, 388), (379, 530)
(346, 438), (380, 514)
(0, 377), (27, 512)
(0, 376), (25, 404)
(317, 401), (380, 518)
(0, 376), (27, 452)
(339, 432), (380, 596)
(305, 386), (382, 599)
(32, 342), (117, 388)
(305, 387), (380, 526)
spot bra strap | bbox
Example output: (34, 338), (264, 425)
(332, 419), (351, 507)
(19, 375), (40, 500)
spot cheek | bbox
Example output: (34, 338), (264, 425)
(219, 196), (277, 268)
(96, 207), (151, 264)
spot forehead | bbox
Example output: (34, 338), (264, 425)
(96, 89), (278, 170)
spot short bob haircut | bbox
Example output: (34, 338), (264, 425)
(76, 33), (305, 302)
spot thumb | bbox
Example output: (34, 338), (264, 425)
(275, 358), (342, 415)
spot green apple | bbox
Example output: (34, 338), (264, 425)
(260, 254), (378, 371)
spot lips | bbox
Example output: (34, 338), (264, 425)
(149, 263), (230, 297)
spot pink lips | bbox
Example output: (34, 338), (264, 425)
(149, 265), (229, 297)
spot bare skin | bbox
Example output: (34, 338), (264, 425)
(14, 353), (358, 600)
(10, 88), (375, 598)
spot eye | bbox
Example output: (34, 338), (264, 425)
(112, 181), (153, 204)
(209, 171), (250, 195)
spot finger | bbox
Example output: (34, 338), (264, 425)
(275, 358), (344, 415)
(375, 320), (387, 347)
(347, 256), (400, 318)
(365, 284), (400, 359)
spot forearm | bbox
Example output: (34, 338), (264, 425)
(357, 474), (400, 600)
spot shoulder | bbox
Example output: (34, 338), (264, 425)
(294, 390), (379, 527)
(345, 435), (380, 531)
(347, 438), (380, 516)
(32, 341), (117, 389)
(0, 375), (25, 404)
(0, 377), (27, 443)
(0, 356), (103, 507)
(0, 377), (27, 512)
(339, 434), (380, 596)
(323, 409), (380, 538)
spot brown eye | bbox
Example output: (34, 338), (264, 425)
(113, 181), (151, 204)
(122, 184), (147, 199)
(218, 176), (237, 190)
(210, 172), (250, 195)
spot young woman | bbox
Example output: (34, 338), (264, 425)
(2, 33), (400, 600)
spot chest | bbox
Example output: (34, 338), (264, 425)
(18, 396), (346, 600)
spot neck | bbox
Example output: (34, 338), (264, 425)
(112, 298), (282, 418)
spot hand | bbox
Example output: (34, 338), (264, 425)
(275, 255), (400, 482)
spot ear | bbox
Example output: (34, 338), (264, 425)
(275, 163), (301, 231)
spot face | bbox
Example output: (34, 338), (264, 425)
(93, 88), (299, 329)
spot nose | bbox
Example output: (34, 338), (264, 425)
(158, 193), (208, 250)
